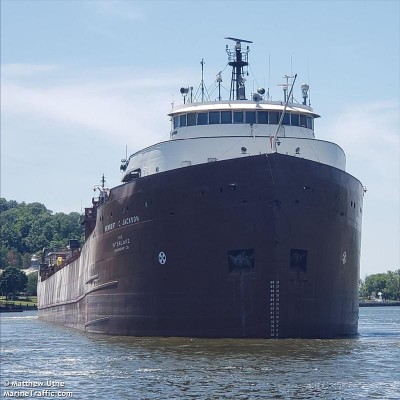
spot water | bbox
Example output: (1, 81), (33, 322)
(1, 308), (399, 399)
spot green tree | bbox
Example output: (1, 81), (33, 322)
(0, 198), (84, 265)
(359, 278), (368, 299)
(26, 272), (38, 296)
(6, 250), (22, 268)
(22, 253), (32, 269)
(0, 198), (18, 213)
(0, 245), (8, 269)
(361, 270), (400, 300)
(0, 266), (28, 299)
(364, 273), (387, 297)
(384, 270), (400, 300)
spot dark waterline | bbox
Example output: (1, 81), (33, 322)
(1, 307), (399, 399)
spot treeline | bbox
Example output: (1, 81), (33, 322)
(0, 198), (83, 269)
(359, 270), (400, 300)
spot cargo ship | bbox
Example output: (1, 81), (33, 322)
(38, 38), (364, 338)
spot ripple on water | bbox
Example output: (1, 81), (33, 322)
(1, 308), (399, 399)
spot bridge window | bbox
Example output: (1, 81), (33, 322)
(197, 112), (208, 125)
(306, 116), (313, 129)
(173, 111), (313, 130)
(233, 111), (244, 123)
(282, 113), (290, 126)
(257, 111), (268, 124)
(180, 114), (187, 127)
(269, 111), (279, 124)
(187, 113), (196, 126)
(291, 114), (299, 126)
(209, 111), (220, 124)
(221, 111), (232, 123)
(246, 111), (256, 124)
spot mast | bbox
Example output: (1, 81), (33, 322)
(93, 174), (109, 205)
(225, 37), (252, 100)
(272, 74), (297, 153)
(200, 59), (205, 102)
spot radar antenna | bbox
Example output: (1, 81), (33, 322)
(225, 37), (253, 100)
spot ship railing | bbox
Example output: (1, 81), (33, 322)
(226, 49), (248, 64)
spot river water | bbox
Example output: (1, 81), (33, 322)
(1, 307), (399, 399)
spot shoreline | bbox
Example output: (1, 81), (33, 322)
(0, 303), (37, 312)
(359, 301), (400, 307)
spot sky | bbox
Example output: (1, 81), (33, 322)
(1, 0), (399, 277)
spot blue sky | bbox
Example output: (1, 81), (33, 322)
(1, 0), (399, 277)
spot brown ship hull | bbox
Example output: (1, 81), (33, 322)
(38, 153), (363, 338)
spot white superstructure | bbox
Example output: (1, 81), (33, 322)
(121, 38), (345, 183)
